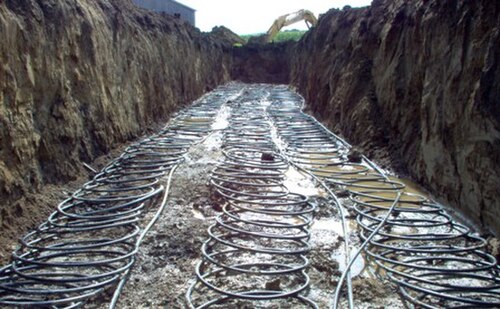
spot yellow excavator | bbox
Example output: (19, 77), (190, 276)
(265, 9), (318, 43)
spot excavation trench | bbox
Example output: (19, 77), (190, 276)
(0, 83), (498, 308)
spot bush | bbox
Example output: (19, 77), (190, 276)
(240, 29), (307, 43)
(273, 30), (306, 42)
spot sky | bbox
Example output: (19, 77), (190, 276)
(178, 0), (373, 35)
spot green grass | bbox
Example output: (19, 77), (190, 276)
(273, 30), (307, 42)
(240, 29), (306, 43)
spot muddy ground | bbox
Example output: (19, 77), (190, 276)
(1, 84), (497, 308)
(86, 99), (404, 308)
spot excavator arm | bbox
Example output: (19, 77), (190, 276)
(266, 9), (318, 43)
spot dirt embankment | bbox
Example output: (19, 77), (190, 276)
(232, 42), (294, 84)
(0, 0), (232, 251)
(291, 0), (500, 235)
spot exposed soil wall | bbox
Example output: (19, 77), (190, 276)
(291, 0), (500, 234)
(0, 0), (231, 248)
(232, 42), (294, 84)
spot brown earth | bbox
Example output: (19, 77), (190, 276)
(0, 0), (233, 256)
(232, 41), (294, 84)
(290, 0), (500, 235)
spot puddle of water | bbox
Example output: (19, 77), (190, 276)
(283, 168), (325, 197)
(183, 117), (212, 123)
(310, 164), (369, 178)
(388, 176), (429, 196)
(311, 218), (365, 277)
(201, 131), (223, 152)
(332, 249), (366, 278)
(191, 209), (205, 220)
(260, 100), (272, 108)
(311, 219), (344, 237)
(175, 134), (202, 140)
(211, 104), (231, 130)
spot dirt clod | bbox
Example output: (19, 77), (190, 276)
(261, 152), (275, 161)
(265, 279), (281, 291)
(352, 278), (393, 302)
(347, 148), (363, 163)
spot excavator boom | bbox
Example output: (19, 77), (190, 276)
(266, 9), (318, 43)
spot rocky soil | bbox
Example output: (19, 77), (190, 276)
(0, 0), (234, 253)
(290, 0), (500, 235)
